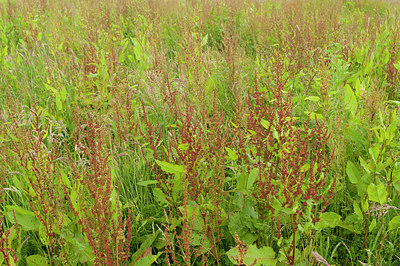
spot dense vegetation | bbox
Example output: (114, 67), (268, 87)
(1, 0), (400, 265)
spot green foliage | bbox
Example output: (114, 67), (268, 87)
(226, 245), (276, 266)
(0, 0), (400, 265)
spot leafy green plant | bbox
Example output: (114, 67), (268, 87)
(1, 0), (400, 265)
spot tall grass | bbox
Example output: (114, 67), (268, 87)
(1, 0), (400, 265)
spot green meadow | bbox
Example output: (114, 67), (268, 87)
(1, 0), (400, 265)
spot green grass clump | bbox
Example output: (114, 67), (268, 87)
(1, 0), (400, 265)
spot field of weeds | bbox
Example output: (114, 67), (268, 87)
(1, 0), (400, 265)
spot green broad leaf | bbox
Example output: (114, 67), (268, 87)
(367, 183), (387, 204)
(29, 187), (36, 197)
(299, 221), (315, 234)
(55, 94), (63, 111)
(229, 213), (258, 245)
(137, 180), (158, 186)
(153, 188), (168, 205)
(388, 100), (400, 107)
(5, 206), (40, 231)
(304, 111), (323, 120)
(135, 256), (151, 266)
(226, 244), (276, 266)
(359, 157), (370, 174)
(346, 161), (361, 184)
(369, 218), (377, 232)
(110, 189), (120, 223)
(178, 204), (200, 224)
(60, 169), (71, 188)
(10, 256), (16, 266)
(260, 119), (270, 129)
(394, 62), (400, 72)
(37, 32), (43, 42)
(77, 247), (95, 263)
(345, 127), (365, 147)
(225, 147), (239, 160)
(361, 173), (372, 185)
(238, 168), (259, 193)
(354, 78), (365, 97)
(369, 146), (380, 164)
(6, 225), (18, 247)
(364, 60), (372, 75)
(130, 232), (160, 263)
(39, 224), (50, 245)
(58, 42), (64, 51)
(134, 252), (162, 266)
(201, 34), (208, 47)
(353, 201), (363, 219)
(132, 38), (142, 60)
(315, 212), (342, 229)
(394, 183), (400, 193)
(155, 160), (185, 175)
(236, 173), (247, 192)
(304, 96), (320, 102)
(12, 176), (21, 189)
(356, 182), (368, 197)
(281, 207), (296, 215)
(60, 86), (67, 101)
(272, 130), (279, 140)
(247, 168), (259, 191)
(70, 189), (79, 211)
(151, 252), (163, 264)
(387, 121), (397, 142)
(379, 158), (393, 172)
(361, 199), (369, 212)
(192, 214), (205, 231)
(301, 163), (310, 172)
(60, 230), (94, 263)
(172, 173), (183, 196)
(205, 77), (216, 93)
(44, 83), (58, 94)
(233, 193), (244, 209)
(329, 90), (339, 96)
(243, 200), (258, 219)
(127, 54), (134, 63)
(270, 198), (282, 212)
(388, 215), (400, 231)
(26, 255), (47, 266)
(337, 218), (362, 234)
(344, 84), (357, 115)
(191, 232), (210, 251)
(392, 162), (400, 183)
